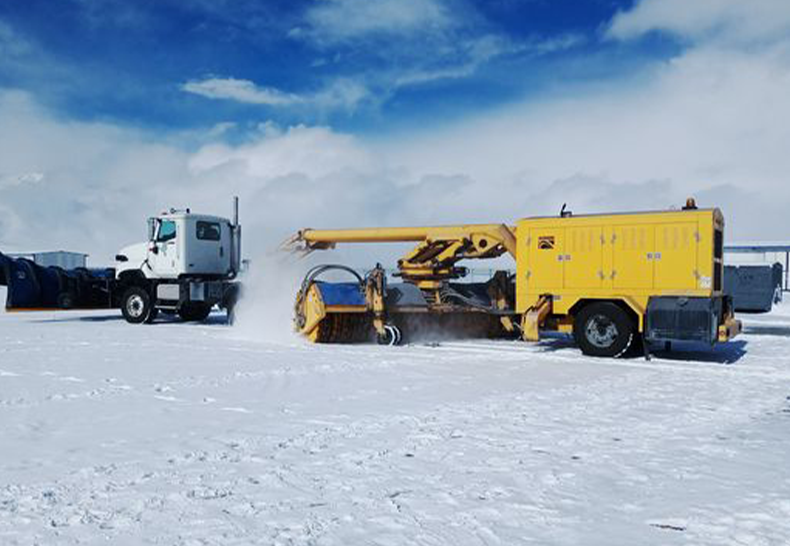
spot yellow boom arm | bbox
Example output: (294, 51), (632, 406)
(282, 223), (517, 289)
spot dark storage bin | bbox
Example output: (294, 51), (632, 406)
(724, 263), (782, 313)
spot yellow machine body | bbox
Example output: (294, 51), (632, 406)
(517, 208), (727, 330)
(284, 203), (741, 355)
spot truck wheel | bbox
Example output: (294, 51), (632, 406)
(121, 287), (152, 324)
(179, 303), (212, 322)
(376, 324), (402, 346)
(574, 302), (634, 358)
(145, 307), (159, 324)
(57, 292), (76, 309)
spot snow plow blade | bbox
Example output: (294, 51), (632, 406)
(0, 252), (115, 311)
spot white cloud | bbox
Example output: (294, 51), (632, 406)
(0, 90), (387, 261)
(287, 1), (583, 107)
(182, 78), (301, 106)
(0, 20), (31, 58)
(531, 33), (586, 55)
(310, 78), (371, 110)
(297, 0), (453, 45)
(182, 30), (572, 115)
(188, 124), (374, 180)
(386, 48), (790, 194)
(393, 34), (510, 86)
(608, 0), (790, 44)
(389, 33), (582, 88)
(182, 77), (369, 111)
(0, 171), (44, 189)
(291, 0), (518, 94)
(4, 37), (790, 265)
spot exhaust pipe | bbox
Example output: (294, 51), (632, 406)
(230, 196), (242, 277)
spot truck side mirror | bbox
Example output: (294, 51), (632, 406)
(147, 218), (157, 241)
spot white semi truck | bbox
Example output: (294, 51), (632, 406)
(0, 198), (243, 324)
(114, 198), (242, 323)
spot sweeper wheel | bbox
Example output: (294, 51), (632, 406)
(377, 324), (402, 346)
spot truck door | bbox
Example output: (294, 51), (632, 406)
(564, 226), (604, 289)
(527, 227), (565, 291)
(190, 219), (227, 274)
(611, 224), (654, 289)
(150, 219), (179, 278)
(654, 222), (698, 289)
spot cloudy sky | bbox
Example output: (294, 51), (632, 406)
(1, 0), (789, 263)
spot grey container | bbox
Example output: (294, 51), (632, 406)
(724, 263), (783, 313)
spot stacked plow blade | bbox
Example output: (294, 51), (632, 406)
(0, 252), (115, 311)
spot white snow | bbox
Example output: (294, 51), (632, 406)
(2, 302), (790, 544)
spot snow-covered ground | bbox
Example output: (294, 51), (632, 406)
(2, 299), (790, 545)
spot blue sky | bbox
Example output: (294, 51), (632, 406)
(2, 0), (790, 258)
(0, 0), (681, 135)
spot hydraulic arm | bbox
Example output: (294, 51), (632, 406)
(282, 223), (519, 344)
(283, 223), (516, 289)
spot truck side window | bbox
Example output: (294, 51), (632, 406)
(157, 220), (177, 242)
(196, 221), (221, 241)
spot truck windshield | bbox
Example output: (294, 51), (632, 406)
(157, 220), (176, 242)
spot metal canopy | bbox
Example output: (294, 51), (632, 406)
(724, 244), (790, 253)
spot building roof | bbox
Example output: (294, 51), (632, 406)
(5, 250), (89, 257)
(725, 243), (790, 253)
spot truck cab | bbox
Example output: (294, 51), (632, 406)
(148, 212), (236, 278)
(116, 210), (239, 280)
(114, 202), (242, 324)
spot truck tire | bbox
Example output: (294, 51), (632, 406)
(57, 292), (76, 309)
(222, 284), (240, 326)
(146, 307), (159, 324)
(573, 302), (634, 358)
(121, 286), (153, 324)
(179, 303), (212, 322)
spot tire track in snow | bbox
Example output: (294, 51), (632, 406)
(3, 310), (790, 544)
